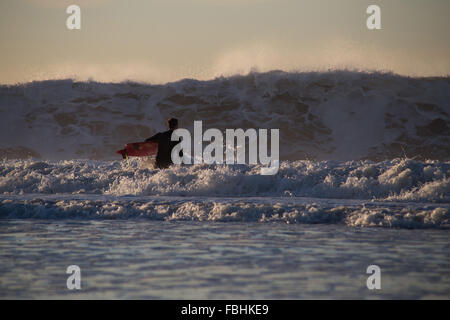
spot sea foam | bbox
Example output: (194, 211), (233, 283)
(0, 158), (448, 202)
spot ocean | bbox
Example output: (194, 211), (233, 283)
(0, 71), (449, 299)
(1, 219), (449, 299)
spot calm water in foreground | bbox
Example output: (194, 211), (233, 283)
(0, 220), (448, 299)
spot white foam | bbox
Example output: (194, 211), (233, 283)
(0, 158), (448, 203)
(1, 194), (448, 229)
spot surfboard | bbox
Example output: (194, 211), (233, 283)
(116, 141), (158, 159)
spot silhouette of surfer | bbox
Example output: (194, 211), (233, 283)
(145, 118), (181, 169)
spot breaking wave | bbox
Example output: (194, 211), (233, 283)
(1, 70), (449, 161)
(1, 71), (449, 229)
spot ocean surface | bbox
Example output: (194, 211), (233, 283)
(0, 71), (449, 299)
(0, 158), (449, 299)
(1, 219), (449, 299)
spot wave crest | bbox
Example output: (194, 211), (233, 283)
(1, 70), (449, 161)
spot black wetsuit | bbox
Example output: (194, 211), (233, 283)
(145, 130), (181, 169)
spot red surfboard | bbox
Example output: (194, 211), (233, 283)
(116, 141), (158, 159)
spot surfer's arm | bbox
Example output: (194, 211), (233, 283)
(145, 133), (160, 142)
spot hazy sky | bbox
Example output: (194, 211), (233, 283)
(1, 0), (449, 84)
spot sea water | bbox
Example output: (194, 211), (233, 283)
(0, 159), (449, 299)
(1, 71), (449, 162)
(0, 71), (448, 299)
(0, 218), (449, 299)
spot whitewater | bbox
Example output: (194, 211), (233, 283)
(0, 71), (449, 299)
(0, 158), (448, 229)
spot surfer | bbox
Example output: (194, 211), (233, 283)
(145, 118), (181, 169)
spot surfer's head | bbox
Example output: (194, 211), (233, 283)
(167, 118), (178, 130)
